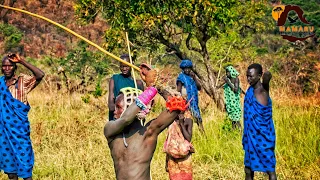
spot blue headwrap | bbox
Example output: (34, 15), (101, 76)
(179, 60), (193, 69)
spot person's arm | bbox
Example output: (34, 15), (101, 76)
(190, 71), (201, 90)
(104, 103), (141, 138)
(262, 71), (272, 93)
(224, 76), (235, 90)
(233, 77), (240, 93)
(146, 109), (180, 138)
(8, 54), (45, 86)
(179, 115), (193, 142)
(137, 80), (145, 91)
(177, 81), (183, 93)
(108, 78), (115, 112)
(255, 89), (269, 106)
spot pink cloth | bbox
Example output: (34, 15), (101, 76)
(137, 86), (157, 105)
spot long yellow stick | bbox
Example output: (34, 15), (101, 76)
(0, 5), (140, 71)
(125, 32), (137, 89)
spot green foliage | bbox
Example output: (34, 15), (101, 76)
(92, 79), (103, 97)
(75, 0), (269, 57)
(221, 117), (233, 132)
(255, 47), (269, 55)
(58, 40), (112, 88)
(0, 23), (23, 51)
(81, 94), (91, 103)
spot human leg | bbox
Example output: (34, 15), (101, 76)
(197, 121), (205, 134)
(267, 171), (277, 180)
(232, 121), (241, 130)
(244, 166), (254, 180)
(6, 173), (18, 180)
(195, 117), (205, 134)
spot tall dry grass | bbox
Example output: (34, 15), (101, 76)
(0, 84), (319, 180)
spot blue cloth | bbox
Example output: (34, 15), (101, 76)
(179, 60), (193, 69)
(242, 86), (276, 172)
(176, 73), (202, 122)
(0, 76), (34, 178)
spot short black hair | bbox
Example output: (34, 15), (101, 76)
(2, 55), (17, 69)
(120, 54), (135, 63)
(248, 63), (263, 75)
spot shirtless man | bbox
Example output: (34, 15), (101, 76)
(242, 63), (276, 180)
(104, 67), (187, 180)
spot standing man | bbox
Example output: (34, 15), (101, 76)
(242, 63), (277, 180)
(104, 67), (188, 180)
(177, 59), (204, 133)
(0, 54), (45, 180)
(108, 54), (144, 120)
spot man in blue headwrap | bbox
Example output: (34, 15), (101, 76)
(242, 63), (277, 180)
(176, 60), (204, 134)
(0, 54), (45, 180)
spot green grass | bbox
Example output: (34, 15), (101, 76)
(0, 88), (319, 179)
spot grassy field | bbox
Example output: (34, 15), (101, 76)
(0, 86), (319, 180)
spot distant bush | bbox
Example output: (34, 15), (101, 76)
(0, 23), (23, 52)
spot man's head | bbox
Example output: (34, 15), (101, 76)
(114, 93), (125, 119)
(119, 54), (132, 76)
(180, 60), (193, 76)
(2, 55), (17, 78)
(113, 87), (144, 120)
(246, 63), (263, 86)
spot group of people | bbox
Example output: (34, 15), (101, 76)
(0, 53), (276, 180)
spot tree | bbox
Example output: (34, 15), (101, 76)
(0, 23), (23, 52)
(57, 40), (112, 93)
(75, 0), (270, 110)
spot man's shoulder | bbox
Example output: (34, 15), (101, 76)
(254, 87), (269, 105)
(112, 73), (121, 78)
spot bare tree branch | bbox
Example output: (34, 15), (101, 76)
(154, 32), (184, 59)
(186, 33), (202, 53)
(216, 41), (235, 86)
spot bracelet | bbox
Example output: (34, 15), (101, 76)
(135, 98), (147, 110)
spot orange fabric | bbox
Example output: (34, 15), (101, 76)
(166, 96), (188, 112)
(167, 154), (192, 180)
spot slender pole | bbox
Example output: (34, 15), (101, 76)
(125, 32), (137, 89)
(0, 5), (140, 71)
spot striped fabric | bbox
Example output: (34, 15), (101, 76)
(6, 74), (37, 104)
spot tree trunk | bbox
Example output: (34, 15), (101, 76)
(195, 39), (225, 111)
(194, 61), (225, 111)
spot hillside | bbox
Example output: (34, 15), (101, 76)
(0, 0), (108, 58)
